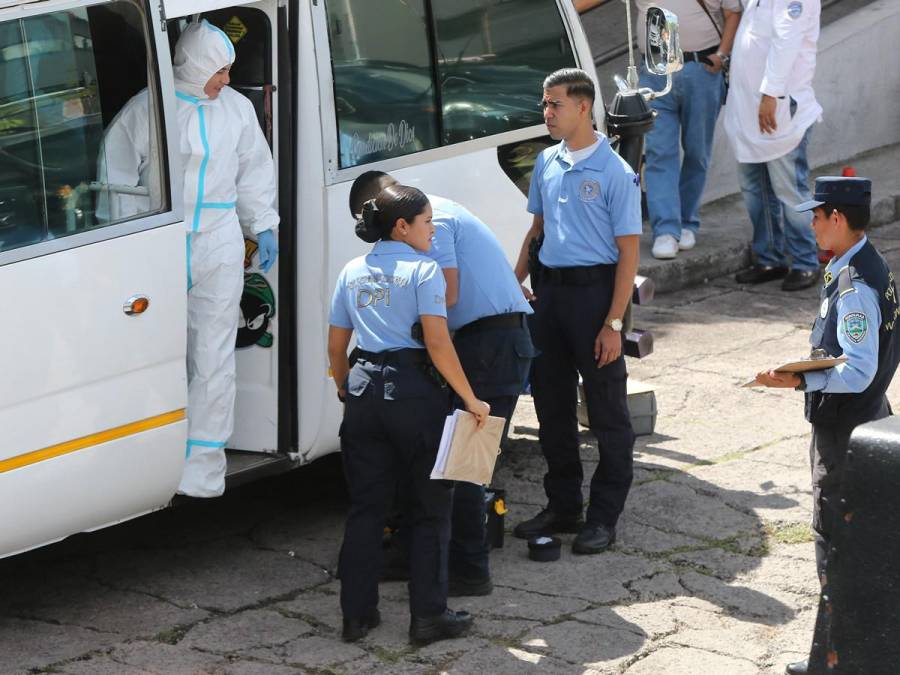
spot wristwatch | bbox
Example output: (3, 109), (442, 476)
(795, 373), (807, 391)
(715, 51), (730, 67)
(605, 318), (623, 332)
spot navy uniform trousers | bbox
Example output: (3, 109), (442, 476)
(449, 314), (536, 580)
(529, 268), (635, 527)
(338, 350), (453, 620)
(811, 400), (889, 573)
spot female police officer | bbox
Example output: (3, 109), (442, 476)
(327, 185), (490, 645)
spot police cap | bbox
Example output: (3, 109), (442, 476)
(795, 176), (872, 212)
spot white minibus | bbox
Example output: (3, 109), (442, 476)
(0, 0), (674, 558)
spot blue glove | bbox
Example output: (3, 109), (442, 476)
(257, 229), (278, 273)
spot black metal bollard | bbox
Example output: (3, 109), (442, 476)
(808, 415), (900, 674)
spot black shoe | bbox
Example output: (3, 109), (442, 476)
(409, 609), (473, 645)
(785, 658), (808, 675)
(781, 269), (820, 291)
(735, 264), (789, 284)
(448, 575), (493, 597)
(572, 523), (616, 554)
(513, 508), (584, 540)
(342, 609), (381, 642)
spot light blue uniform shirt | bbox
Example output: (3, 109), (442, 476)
(427, 195), (533, 331)
(330, 240), (447, 352)
(805, 236), (881, 393)
(527, 133), (642, 267)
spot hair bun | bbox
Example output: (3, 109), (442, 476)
(355, 200), (381, 243)
(355, 218), (380, 243)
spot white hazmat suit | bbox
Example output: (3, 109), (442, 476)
(100, 20), (279, 497)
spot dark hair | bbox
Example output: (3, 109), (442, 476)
(543, 68), (595, 105)
(355, 185), (429, 243)
(349, 170), (396, 218)
(817, 202), (870, 231)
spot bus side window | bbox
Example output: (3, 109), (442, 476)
(0, 3), (165, 254)
(325, 0), (440, 169)
(431, 0), (576, 145)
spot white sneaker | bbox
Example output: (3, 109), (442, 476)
(652, 234), (678, 259)
(679, 229), (696, 251)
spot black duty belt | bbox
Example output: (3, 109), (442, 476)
(457, 312), (526, 336)
(540, 263), (615, 286)
(355, 348), (427, 366)
(682, 46), (718, 65)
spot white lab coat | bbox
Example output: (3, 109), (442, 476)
(100, 21), (278, 497)
(723, 0), (823, 163)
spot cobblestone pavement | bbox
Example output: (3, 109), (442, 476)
(3, 223), (899, 674)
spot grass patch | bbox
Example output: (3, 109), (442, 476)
(767, 522), (814, 545)
(154, 623), (191, 645)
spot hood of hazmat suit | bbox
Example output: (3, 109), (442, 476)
(173, 20), (236, 99)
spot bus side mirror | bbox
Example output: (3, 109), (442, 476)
(645, 6), (683, 76)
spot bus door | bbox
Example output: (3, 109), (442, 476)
(0, 0), (186, 557)
(166, 1), (285, 461)
(202, 2), (286, 457)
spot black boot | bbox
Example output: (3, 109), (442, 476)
(409, 609), (473, 645)
(572, 523), (616, 554)
(342, 609), (381, 642)
(513, 508), (583, 539)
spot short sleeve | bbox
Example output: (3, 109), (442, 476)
(415, 260), (448, 318)
(430, 220), (458, 269)
(606, 159), (643, 237)
(329, 270), (353, 328)
(526, 151), (545, 216)
(721, 0), (741, 11)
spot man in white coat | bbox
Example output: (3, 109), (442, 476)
(724, 0), (822, 292)
(100, 20), (279, 497)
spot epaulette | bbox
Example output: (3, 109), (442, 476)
(838, 265), (857, 297)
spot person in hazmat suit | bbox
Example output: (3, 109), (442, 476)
(98, 20), (279, 497)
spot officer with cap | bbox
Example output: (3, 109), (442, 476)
(347, 171), (536, 597)
(754, 176), (900, 675)
(513, 68), (642, 554)
(328, 184), (490, 645)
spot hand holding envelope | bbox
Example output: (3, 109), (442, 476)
(430, 410), (506, 485)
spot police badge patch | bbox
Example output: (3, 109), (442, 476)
(579, 179), (601, 202)
(787, 1), (803, 18)
(843, 312), (868, 343)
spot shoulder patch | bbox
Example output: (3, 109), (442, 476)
(843, 312), (868, 343)
(787, 1), (803, 19)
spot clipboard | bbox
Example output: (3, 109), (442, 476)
(742, 356), (847, 387)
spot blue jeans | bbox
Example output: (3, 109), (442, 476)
(640, 62), (723, 239)
(737, 125), (818, 271)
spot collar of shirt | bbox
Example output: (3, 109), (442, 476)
(370, 240), (420, 257)
(559, 132), (607, 170)
(826, 236), (868, 276)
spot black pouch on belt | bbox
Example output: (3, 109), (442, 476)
(411, 321), (448, 389)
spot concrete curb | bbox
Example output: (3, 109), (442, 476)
(639, 143), (900, 295)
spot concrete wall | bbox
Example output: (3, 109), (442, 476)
(702, 0), (900, 203)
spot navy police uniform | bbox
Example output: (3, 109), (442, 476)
(330, 240), (452, 621)
(794, 177), (900, 671)
(796, 178), (900, 573)
(526, 133), (642, 528)
(428, 195), (537, 583)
